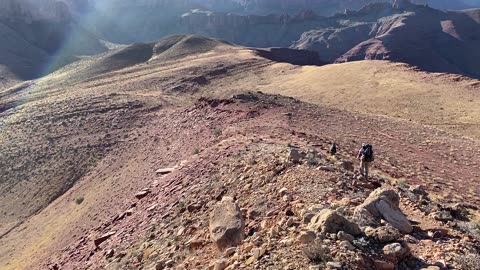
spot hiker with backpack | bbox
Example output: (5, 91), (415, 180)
(329, 143), (337, 155)
(357, 143), (374, 180)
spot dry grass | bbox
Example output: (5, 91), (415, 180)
(260, 61), (480, 139)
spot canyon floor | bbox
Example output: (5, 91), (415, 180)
(1, 35), (480, 270)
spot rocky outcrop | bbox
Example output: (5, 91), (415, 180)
(309, 209), (361, 236)
(355, 189), (413, 234)
(209, 197), (245, 250)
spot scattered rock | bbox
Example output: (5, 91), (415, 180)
(155, 260), (166, 270)
(364, 226), (401, 243)
(279, 187), (288, 196)
(187, 203), (203, 213)
(374, 260), (395, 270)
(214, 259), (229, 270)
(383, 242), (410, 264)
(135, 190), (150, 199)
(94, 231), (116, 247)
(337, 161), (354, 172)
(326, 261), (342, 269)
(409, 185), (428, 196)
(298, 230), (317, 244)
(209, 197), (245, 250)
(303, 238), (330, 262)
(420, 266), (441, 270)
(252, 246), (266, 259)
(340, 240), (355, 251)
(355, 188), (413, 233)
(432, 210), (454, 222)
(105, 249), (114, 258)
(309, 209), (361, 236)
(337, 231), (354, 243)
(288, 148), (304, 164)
(156, 168), (174, 175)
(224, 247), (237, 257)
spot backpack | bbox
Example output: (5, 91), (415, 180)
(362, 144), (374, 162)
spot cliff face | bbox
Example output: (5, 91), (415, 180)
(0, 0), (71, 22)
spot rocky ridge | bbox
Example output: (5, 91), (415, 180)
(40, 94), (480, 270)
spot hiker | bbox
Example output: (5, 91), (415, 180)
(329, 143), (337, 155)
(357, 143), (374, 180)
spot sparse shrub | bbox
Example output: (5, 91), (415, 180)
(212, 128), (222, 137)
(75, 196), (84, 205)
(193, 148), (200, 155)
(455, 253), (480, 270)
(306, 156), (319, 166)
(457, 221), (480, 240)
(397, 179), (408, 189)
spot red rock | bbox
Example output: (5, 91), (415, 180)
(94, 231), (116, 247)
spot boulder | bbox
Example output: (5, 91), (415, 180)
(209, 197), (245, 250)
(309, 209), (361, 236)
(355, 188), (413, 234)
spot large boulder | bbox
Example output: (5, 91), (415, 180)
(209, 197), (245, 250)
(355, 189), (413, 234)
(309, 209), (361, 236)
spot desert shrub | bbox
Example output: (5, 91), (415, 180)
(457, 221), (480, 240)
(455, 253), (480, 270)
(193, 148), (200, 155)
(212, 128), (222, 137)
(75, 196), (84, 205)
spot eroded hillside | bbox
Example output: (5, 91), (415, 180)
(1, 35), (480, 270)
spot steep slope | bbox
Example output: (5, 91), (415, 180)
(337, 6), (480, 78)
(2, 92), (480, 270)
(1, 35), (480, 270)
(0, 0), (108, 82)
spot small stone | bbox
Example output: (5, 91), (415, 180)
(105, 249), (114, 258)
(383, 242), (410, 263)
(135, 190), (150, 199)
(214, 259), (229, 270)
(298, 231), (316, 244)
(303, 212), (315, 224)
(374, 260), (395, 270)
(420, 266), (440, 270)
(94, 231), (116, 247)
(156, 168), (174, 175)
(165, 259), (174, 267)
(245, 256), (256, 265)
(252, 247), (266, 259)
(224, 247), (237, 257)
(326, 261), (342, 269)
(279, 187), (288, 196)
(339, 240), (355, 251)
(285, 209), (295, 216)
(286, 217), (295, 227)
(187, 203), (203, 213)
(337, 231), (354, 243)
